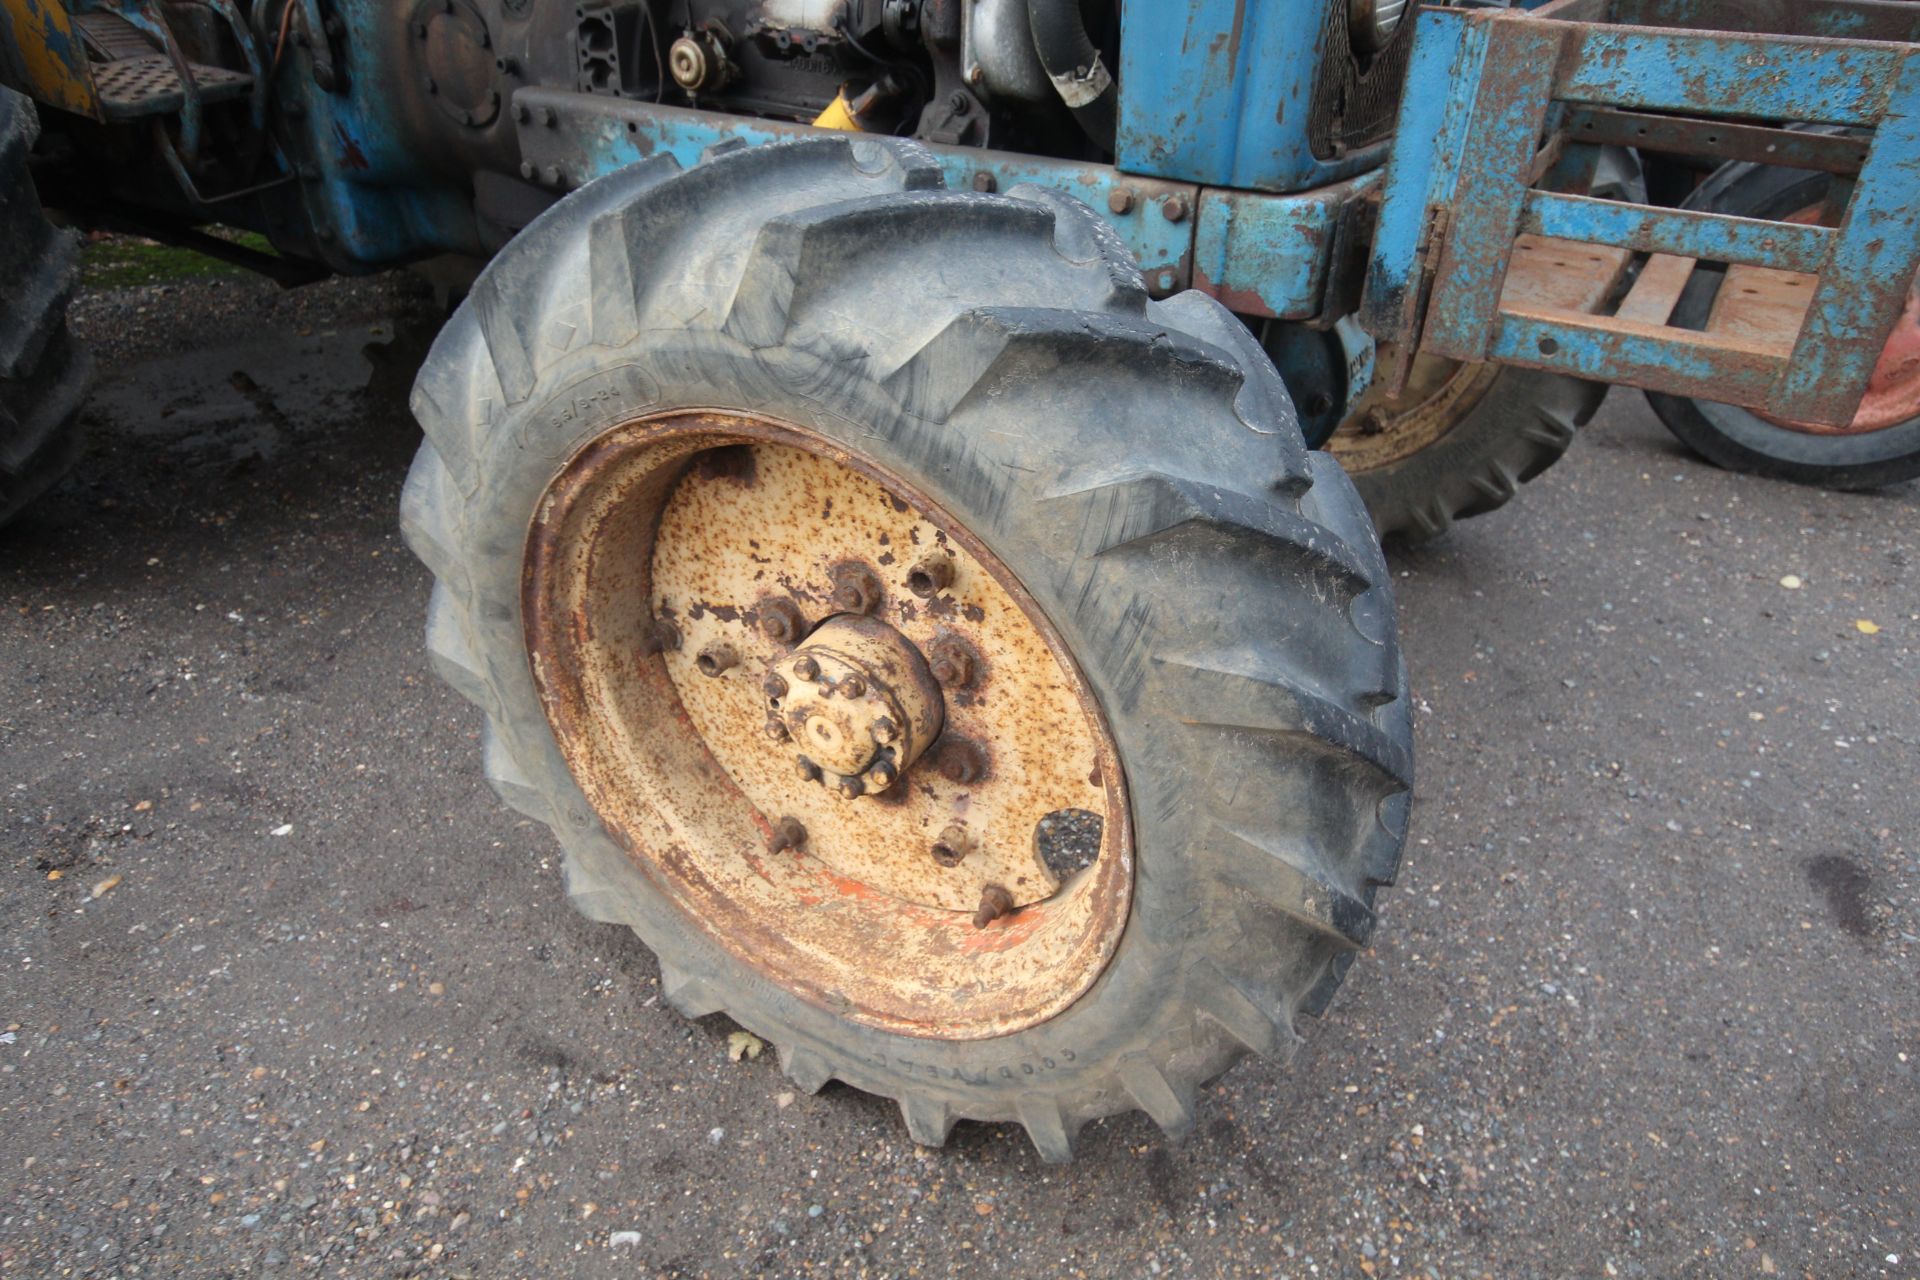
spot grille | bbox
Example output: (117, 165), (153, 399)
(1307, 0), (1418, 160)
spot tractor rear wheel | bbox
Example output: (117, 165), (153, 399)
(0, 87), (90, 526)
(401, 137), (1413, 1159)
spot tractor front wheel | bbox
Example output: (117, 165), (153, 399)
(401, 138), (1413, 1159)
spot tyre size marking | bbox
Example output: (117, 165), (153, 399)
(546, 385), (621, 432)
(517, 364), (659, 453)
(872, 1049), (1076, 1087)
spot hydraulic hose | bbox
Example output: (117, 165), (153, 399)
(1026, 0), (1116, 154)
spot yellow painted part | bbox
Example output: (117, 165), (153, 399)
(810, 92), (861, 133)
(0, 0), (98, 118)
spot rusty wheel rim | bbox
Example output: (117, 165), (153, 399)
(1328, 353), (1503, 472)
(523, 410), (1133, 1039)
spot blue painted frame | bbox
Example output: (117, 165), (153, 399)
(1363, 0), (1920, 426)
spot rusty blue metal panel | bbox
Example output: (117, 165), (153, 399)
(1558, 29), (1903, 126)
(1420, 15), (1568, 361)
(271, 0), (483, 268)
(1113, 0), (1380, 195)
(1360, 6), (1484, 345)
(1191, 173), (1376, 319)
(1520, 191), (1832, 273)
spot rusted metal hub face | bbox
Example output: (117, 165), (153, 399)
(771, 615), (943, 797)
(521, 410), (1132, 1039)
(1747, 204), (1920, 436)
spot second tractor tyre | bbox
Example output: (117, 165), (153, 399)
(1645, 155), (1920, 489)
(1330, 360), (1606, 544)
(0, 86), (90, 526)
(402, 137), (1414, 1160)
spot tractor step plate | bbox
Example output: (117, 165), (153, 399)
(94, 56), (251, 122)
(1364, 0), (1920, 427)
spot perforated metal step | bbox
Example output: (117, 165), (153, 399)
(94, 56), (252, 122)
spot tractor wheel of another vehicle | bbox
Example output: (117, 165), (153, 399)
(1327, 357), (1606, 544)
(1321, 147), (1642, 544)
(0, 87), (91, 527)
(400, 137), (1413, 1160)
(1645, 158), (1920, 489)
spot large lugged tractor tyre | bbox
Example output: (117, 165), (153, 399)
(1337, 364), (1606, 544)
(0, 87), (90, 526)
(402, 138), (1412, 1160)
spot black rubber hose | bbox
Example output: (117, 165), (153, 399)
(1026, 0), (1116, 154)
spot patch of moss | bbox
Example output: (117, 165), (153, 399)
(81, 228), (278, 289)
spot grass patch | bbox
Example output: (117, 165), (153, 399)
(81, 227), (278, 289)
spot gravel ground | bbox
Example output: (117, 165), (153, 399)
(1, 270), (1915, 1278)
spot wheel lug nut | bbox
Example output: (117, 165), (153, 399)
(972, 883), (1015, 928)
(796, 758), (821, 782)
(792, 655), (820, 682)
(639, 618), (682, 655)
(695, 643), (738, 677)
(870, 716), (898, 745)
(930, 823), (973, 867)
(906, 552), (954, 599)
(768, 816), (807, 853)
(762, 672), (789, 700)
(759, 597), (807, 646)
(867, 759), (897, 789)
(928, 636), (976, 688)
(837, 775), (866, 800)
(839, 675), (866, 698)
(830, 562), (883, 615)
(764, 716), (790, 742)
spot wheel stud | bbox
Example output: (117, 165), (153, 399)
(837, 775), (866, 800)
(768, 816), (808, 853)
(792, 655), (821, 682)
(759, 597), (806, 647)
(867, 759), (897, 789)
(906, 552), (954, 598)
(639, 618), (682, 654)
(764, 716), (789, 742)
(830, 563), (883, 615)
(973, 883), (1015, 928)
(796, 758), (821, 782)
(762, 672), (789, 700)
(927, 636), (976, 688)
(839, 675), (866, 698)
(930, 823), (973, 867)
(696, 643), (738, 677)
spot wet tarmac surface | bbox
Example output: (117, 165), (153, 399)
(2, 272), (1915, 1278)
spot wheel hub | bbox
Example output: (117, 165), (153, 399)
(520, 409), (1132, 1039)
(770, 614), (944, 797)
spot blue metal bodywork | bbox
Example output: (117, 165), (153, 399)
(1364, 0), (1920, 426)
(1114, 1), (1384, 194)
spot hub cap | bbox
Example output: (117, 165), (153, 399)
(522, 410), (1132, 1038)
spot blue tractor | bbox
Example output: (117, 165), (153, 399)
(4, 0), (1916, 1157)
